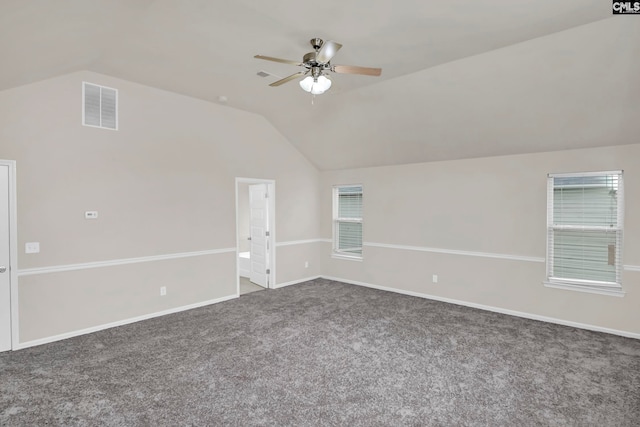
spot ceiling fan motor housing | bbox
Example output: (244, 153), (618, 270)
(303, 38), (333, 70)
(303, 52), (317, 65)
(303, 51), (332, 72)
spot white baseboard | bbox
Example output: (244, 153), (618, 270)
(273, 275), (321, 289)
(13, 275), (320, 350)
(321, 275), (640, 340)
(15, 273), (638, 351)
(14, 294), (238, 350)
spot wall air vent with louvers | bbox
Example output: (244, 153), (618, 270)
(83, 82), (118, 130)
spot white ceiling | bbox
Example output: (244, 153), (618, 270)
(1, 1), (639, 170)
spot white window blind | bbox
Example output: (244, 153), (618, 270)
(83, 82), (118, 130)
(546, 171), (624, 295)
(333, 185), (363, 257)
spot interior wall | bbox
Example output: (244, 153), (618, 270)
(0, 71), (321, 344)
(320, 144), (640, 336)
(2, 70), (637, 346)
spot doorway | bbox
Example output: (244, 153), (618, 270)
(0, 160), (17, 352)
(235, 178), (275, 296)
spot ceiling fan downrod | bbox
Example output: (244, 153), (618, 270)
(310, 38), (324, 51)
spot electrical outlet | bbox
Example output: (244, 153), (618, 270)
(432, 274), (438, 283)
(85, 211), (98, 219)
(25, 242), (40, 254)
(160, 286), (167, 296)
(304, 261), (309, 268)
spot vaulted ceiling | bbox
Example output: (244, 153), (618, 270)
(1, 1), (639, 170)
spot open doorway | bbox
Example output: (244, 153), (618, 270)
(235, 178), (275, 296)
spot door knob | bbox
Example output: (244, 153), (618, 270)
(0, 266), (6, 273)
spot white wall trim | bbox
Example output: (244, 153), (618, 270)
(322, 275), (640, 340)
(363, 241), (639, 270)
(331, 253), (363, 262)
(14, 270), (640, 350)
(363, 241), (545, 263)
(17, 248), (236, 277)
(273, 275), (321, 289)
(1, 160), (20, 350)
(543, 281), (625, 297)
(14, 293), (238, 350)
(275, 239), (326, 247)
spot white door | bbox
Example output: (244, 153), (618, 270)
(249, 184), (269, 288)
(0, 165), (12, 352)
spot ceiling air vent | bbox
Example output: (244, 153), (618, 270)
(83, 82), (118, 130)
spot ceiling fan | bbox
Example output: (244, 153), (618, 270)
(254, 38), (382, 95)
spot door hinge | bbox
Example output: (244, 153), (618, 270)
(266, 269), (270, 275)
(265, 192), (269, 199)
(265, 231), (270, 237)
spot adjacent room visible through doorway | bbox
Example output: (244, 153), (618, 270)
(235, 178), (275, 295)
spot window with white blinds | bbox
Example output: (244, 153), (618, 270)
(546, 171), (624, 296)
(333, 185), (363, 258)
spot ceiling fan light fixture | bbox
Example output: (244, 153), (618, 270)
(299, 74), (332, 95)
(317, 75), (332, 91)
(255, 38), (381, 96)
(299, 75), (314, 92)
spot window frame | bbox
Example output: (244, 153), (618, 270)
(332, 184), (363, 260)
(544, 170), (624, 297)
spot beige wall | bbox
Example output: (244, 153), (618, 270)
(2, 69), (638, 345)
(320, 144), (640, 335)
(0, 71), (321, 343)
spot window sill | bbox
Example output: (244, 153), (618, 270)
(332, 253), (363, 262)
(543, 281), (625, 297)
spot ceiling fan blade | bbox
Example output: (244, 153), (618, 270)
(316, 40), (342, 63)
(269, 72), (306, 87)
(254, 55), (302, 66)
(333, 65), (382, 76)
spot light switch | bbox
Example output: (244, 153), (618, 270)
(85, 211), (98, 219)
(25, 242), (40, 254)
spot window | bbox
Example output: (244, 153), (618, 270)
(545, 171), (624, 296)
(333, 185), (363, 258)
(83, 82), (118, 130)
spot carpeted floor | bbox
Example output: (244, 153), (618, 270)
(1, 279), (639, 426)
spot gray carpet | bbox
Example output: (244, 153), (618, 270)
(1, 279), (639, 426)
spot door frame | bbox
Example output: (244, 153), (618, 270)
(235, 177), (276, 295)
(0, 160), (18, 350)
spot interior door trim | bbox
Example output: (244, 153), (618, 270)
(235, 177), (276, 295)
(0, 160), (18, 350)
